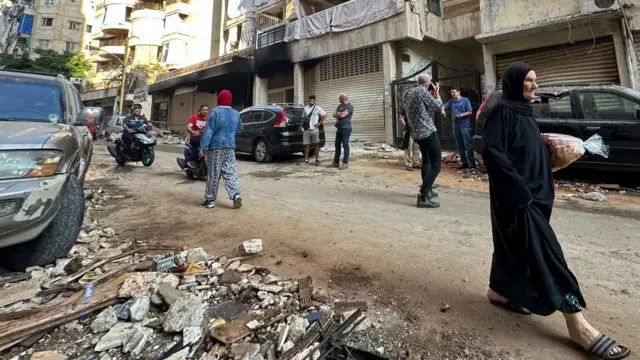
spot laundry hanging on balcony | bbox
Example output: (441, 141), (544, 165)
(283, 0), (405, 42)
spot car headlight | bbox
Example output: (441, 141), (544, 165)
(0, 150), (63, 180)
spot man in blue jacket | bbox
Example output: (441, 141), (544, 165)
(442, 88), (475, 169)
(199, 90), (244, 209)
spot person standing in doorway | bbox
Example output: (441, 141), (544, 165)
(403, 73), (443, 208)
(199, 90), (243, 209)
(442, 88), (475, 169)
(399, 107), (420, 171)
(331, 93), (354, 170)
(301, 95), (327, 165)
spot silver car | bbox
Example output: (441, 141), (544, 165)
(0, 70), (99, 271)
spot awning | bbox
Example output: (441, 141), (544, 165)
(148, 57), (254, 94)
(174, 85), (198, 96)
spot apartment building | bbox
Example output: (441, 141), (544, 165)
(0, 0), (93, 56)
(81, 0), (221, 122)
(146, 0), (640, 146)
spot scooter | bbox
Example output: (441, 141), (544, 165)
(107, 124), (156, 167)
(176, 138), (206, 179)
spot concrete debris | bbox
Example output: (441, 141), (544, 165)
(183, 326), (202, 345)
(230, 343), (261, 359)
(187, 247), (209, 262)
(583, 191), (607, 202)
(288, 315), (309, 342)
(129, 296), (151, 322)
(162, 295), (204, 332)
(90, 307), (118, 333)
(30, 351), (66, 360)
(95, 322), (135, 352)
(239, 239), (263, 254)
(158, 282), (184, 306)
(165, 347), (191, 360)
(123, 325), (151, 358)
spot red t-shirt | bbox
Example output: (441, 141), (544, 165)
(188, 114), (208, 133)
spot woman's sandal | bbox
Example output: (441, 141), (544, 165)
(580, 333), (631, 359)
(489, 299), (532, 315)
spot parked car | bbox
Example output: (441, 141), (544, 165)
(98, 115), (126, 139)
(473, 85), (640, 172)
(235, 104), (326, 162)
(0, 69), (100, 271)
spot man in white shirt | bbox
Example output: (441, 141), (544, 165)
(301, 95), (327, 165)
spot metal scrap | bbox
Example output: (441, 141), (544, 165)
(298, 276), (313, 309)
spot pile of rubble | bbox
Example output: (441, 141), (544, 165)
(0, 188), (391, 360)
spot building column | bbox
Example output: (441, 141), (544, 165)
(253, 74), (268, 106)
(613, 29), (632, 88)
(293, 63), (305, 105)
(482, 44), (496, 95)
(382, 41), (401, 146)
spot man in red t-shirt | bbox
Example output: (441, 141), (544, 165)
(187, 105), (209, 150)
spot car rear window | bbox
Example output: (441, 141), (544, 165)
(284, 108), (303, 123)
(0, 76), (63, 123)
(532, 95), (572, 119)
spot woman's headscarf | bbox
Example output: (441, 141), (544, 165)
(218, 90), (232, 107)
(498, 62), (534, 116)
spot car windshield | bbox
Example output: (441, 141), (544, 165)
(620, 87), (640, 100)
(0, 76), (63, 123)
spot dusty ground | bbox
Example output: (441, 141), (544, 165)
(86, 143), (640, 359)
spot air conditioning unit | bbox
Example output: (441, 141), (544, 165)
(579, 0), (620, 14)
(70, 77), (85, 86)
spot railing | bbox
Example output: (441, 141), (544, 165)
(100, 38), (127, 46)
(257, 12), (282, 31)
(133, 2), (163, 11)
(165, 0), (190, 5)
(156, 48), (254, 82)
(426, 0), (441, 16)
(257, 24), (285, 48)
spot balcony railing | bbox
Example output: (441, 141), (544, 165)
(165, 0), (189, 5)
(133, 2), (164, 11)
(257, 12), (282, 31)
(156, 48), (254, 82)
(257, 24), (285, 48)
(100, 38), (127, 46)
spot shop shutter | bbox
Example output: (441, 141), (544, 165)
(314, 45), (386, 143)
(496, 37), (620, 88)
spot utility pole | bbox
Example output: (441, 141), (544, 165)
(118, 35), (130, 115)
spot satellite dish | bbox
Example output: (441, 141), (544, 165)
(595, 0), (616, 8)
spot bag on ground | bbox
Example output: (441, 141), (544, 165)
(541, 133), (609, 172)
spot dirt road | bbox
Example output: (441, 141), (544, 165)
(87, 144), (640, 359)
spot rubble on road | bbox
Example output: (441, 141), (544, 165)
(0, 187), (396, 360)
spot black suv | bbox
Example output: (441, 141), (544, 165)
(0, 70), (101, 270)
(473, 85), (640, 172)
(236, 104), (326, 162)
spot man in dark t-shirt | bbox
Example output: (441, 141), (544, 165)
(331, 93), (354, 170)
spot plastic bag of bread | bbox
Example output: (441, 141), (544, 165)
(541, 133), (609, 172)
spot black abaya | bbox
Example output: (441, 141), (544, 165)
(482, 63), (586, 316)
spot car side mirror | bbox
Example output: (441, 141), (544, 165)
(75, 107), (103, 127)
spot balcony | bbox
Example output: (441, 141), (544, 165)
(257, 12), (283, 31)
(102, 21), (131, 36)
(99, 38), (127, 56)
(130, 2), (165, 46)
(165, 0), (191, 16)
(257, 24), (285, 48)
(156, 48), (254, 82)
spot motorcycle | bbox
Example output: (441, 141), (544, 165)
(107, 124), (156, 167)
(176, 138), (206, 179)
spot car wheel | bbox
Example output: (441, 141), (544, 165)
(0, 176), (85, 271)
(142, 147), (155, 167)
(253, 138), (272, 163)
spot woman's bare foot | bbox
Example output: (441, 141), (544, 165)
(564, 312), (624, 356)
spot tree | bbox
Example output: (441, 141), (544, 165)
(0, 49), (92, 79)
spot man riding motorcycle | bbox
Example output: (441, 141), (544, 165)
(186, 105), (209, 167)
(121, 104), (148, 152)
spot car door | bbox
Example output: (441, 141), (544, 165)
(532, 91), (581, 137)
(66, 84), (93, 177)
(236, 110), (253, 153)
(575, 90), (640, 168)
(244, 110), (265, 151)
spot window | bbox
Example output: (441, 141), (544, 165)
(240, 112), (251, 124)
(250, 111), (264, 123)
(69, 21), (81, 30)
(426, 0), (441, 16)
(0, 77), (63, 122)
(40, 17), (53, 26)
(86, 24), (93, 33)
(532, 95), (573, 119)
(45, 0), (55, 5)
(578, 91), (640, 121)
(65, 42), (79, 51)
(38, 39), (50, 49)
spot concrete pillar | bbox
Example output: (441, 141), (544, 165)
(382, 41), (400, 145)
(252, 74), (268, 106)
(613, 29), (632, 88)
(482, 44), (496, 95)
(293, 62), (305, 105)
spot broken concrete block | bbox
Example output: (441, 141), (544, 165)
(239, 239), (263, 254)
(165, 347), (190, 360)
(158, 282), (183, 306)
(162, 295), (204, 333)
(186, 247), (209, 262)
(288, 316), (309, 342)
(122, 325), (151, 358)
(95, 323), (135, 352)
(230, 343), (261, 360)
(182, 326), (202, 346)
(129, 296), (150, 322)
(30, 351), (66, 360)
(237, 264), (256, 272)
(253, 284), (283, 294)
(119, 273), (179, 298)
(90, 307), (118, 333)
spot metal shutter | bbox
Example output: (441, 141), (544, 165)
(496, 37), (620, 88)
(314, 45), (386, 143)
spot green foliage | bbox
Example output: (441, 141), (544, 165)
(0, 49), (92, 79)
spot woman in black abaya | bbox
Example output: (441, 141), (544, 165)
(482, 62), (631, 359)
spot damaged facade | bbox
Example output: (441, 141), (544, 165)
(141, 0), (640, 148)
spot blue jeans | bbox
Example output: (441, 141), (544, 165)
(454, 126), (475, 167)
(334, 127), (352, 164)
